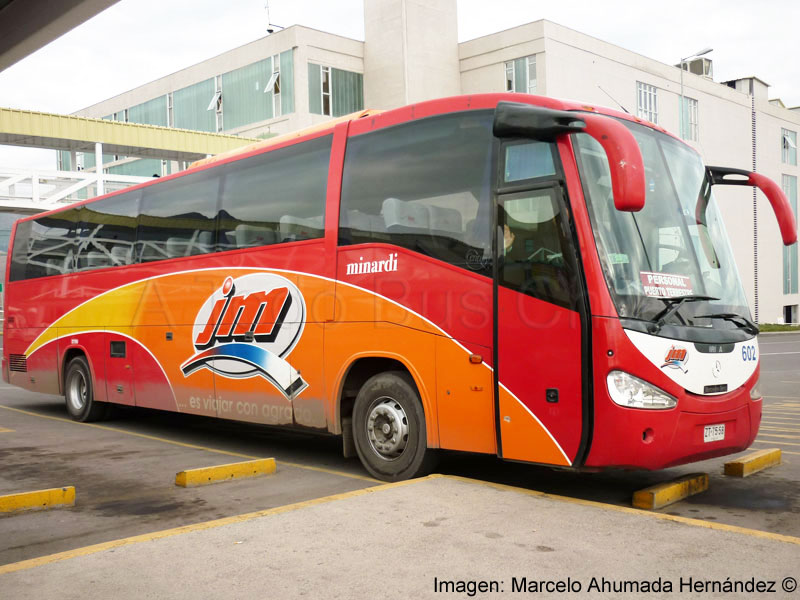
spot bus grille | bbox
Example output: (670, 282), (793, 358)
(9, 354), (28, 372)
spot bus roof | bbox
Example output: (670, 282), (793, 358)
(188, 93), (681, 170)
(16, 93), (685, 225)
(189, 109), (385, 170)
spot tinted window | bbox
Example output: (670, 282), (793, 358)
(503, 141), (556, 182)
(500, 187), (581, 310)
(76, 191), (140, 270)
(219, 135), (331, 250)
(8, 220), (32, 282)
(339, 112), (494, 272)
(137, 170), (220, 262)
(7, 136), (333, 280)
(10, 209), (81, 280)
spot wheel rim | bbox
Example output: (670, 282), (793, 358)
(67, 369), (87, 412)
(366, 396), (409, 461)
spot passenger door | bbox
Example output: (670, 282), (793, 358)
(494, 139), (587, 467)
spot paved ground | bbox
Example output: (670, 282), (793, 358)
(0, 332), (797, 597)
(1, 476), (797, 599)
(435, 332), (800, 536)
(0, 388), (376, 565)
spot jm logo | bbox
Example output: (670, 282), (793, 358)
(661, 345), (689, 374)
(194, 277), (292, 350)
(181, 273), (307, 399)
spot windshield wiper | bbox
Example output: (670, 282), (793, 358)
(648, 295), (719, 334)
(695, 313), (759, 336)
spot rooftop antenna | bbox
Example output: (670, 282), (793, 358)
(264, 1), (284, 34)
(597, 85), (630, 114)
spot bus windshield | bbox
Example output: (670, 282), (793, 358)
(574, 120), (751, 336)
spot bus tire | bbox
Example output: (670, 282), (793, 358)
(64, 357), (109, 422)
(352, 371), (437, 482)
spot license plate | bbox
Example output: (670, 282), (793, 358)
(704, 424), (725, 443)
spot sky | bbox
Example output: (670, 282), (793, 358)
(1, 0), (798, 170)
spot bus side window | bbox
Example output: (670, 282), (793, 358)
(339, 111), (494, 273)
(76, 191), (140, 271)
(219, 135), (332, 249)
(21, 209), (81, 279)
(8, 220), (32, 282)
(500, 189), (581, 311)
(137, 169), (220, 262)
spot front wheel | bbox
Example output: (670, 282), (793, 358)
(352, 371), (437, 482)
(64, 356), (110, 422)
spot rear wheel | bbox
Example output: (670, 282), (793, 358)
(64, 357), (109, 422)
(352, 371), (437, 481)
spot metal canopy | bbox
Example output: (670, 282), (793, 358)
(0, 0), (121, 72)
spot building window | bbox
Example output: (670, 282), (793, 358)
(783, 174), (798, 295)
(782, 129), (797, 165)
(526, 56), (536, 94)
(680, 96), (698, 141)
(167, 92), (174, 127)
(505, 62), (514, 93)
(636, 82), (658, 124)
(265, 54), (281, 118)
(207, 75), (223, 132)
(308, 63), (363, 118)
(321, 66), (331, 116)
(504, 55), (537, 94)
(174, 78), (217, 132)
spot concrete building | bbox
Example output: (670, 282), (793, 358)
(69, 0), (799, 324)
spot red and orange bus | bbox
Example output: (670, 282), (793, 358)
(3, 94), (796, 481)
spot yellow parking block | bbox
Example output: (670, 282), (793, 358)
(0, 427), (14, 433)
(724, 448), (782, 478)
(0, 487), (75, 513)
(632, 473), (708, 510)
(175, 458), (276, 487)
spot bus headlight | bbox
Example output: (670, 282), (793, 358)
(607, 370), (677, 409)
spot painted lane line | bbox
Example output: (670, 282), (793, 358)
(760, 426), (800, 433)
(441, 476), (800, 546)
(756, 433), (800, 440)
(0, 478), (419, 575)
(1, 474), (799, 578)
(761, 414), (800, 419)
(756, 438), (800, 447)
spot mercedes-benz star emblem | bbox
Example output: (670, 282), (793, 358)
(711, 360), (722, 378)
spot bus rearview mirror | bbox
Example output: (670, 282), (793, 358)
(493, 102), (646, 212)
(707, 166), (798, 246)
